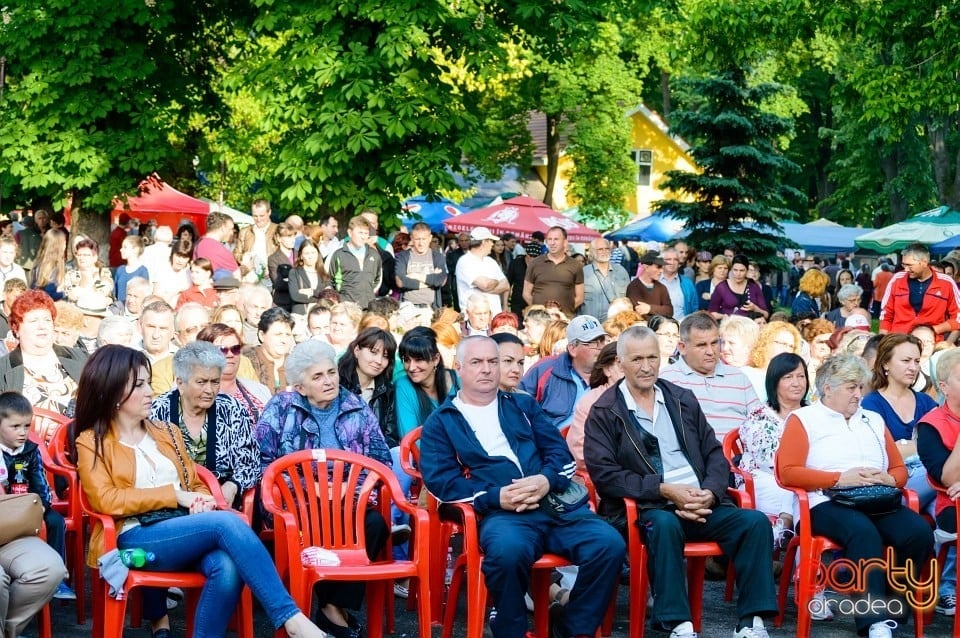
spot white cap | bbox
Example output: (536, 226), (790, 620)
(470, 227), (496, 241)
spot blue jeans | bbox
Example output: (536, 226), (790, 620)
(118, 510), (301, 635)
(906, 460), (936, 515)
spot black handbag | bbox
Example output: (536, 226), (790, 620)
(137, 421), (192, 526)
(541, 480), (590, 518)
(137, 507), (188, 526)
(824, 485), (903, 515)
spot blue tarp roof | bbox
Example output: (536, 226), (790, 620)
(779, 222), (874, 254)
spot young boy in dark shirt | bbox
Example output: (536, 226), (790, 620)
(0, 391), (75, 600)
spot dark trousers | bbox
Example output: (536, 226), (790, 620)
(479, 508), (625, 638)
(810, 501), (934, 634)
(43, 509), (66, 561)
(638, 503), (779, 626)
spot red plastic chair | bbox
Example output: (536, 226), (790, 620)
(36, 426), (88, 624)
(927, 477), (959, 637)
(622, 485), (746, 638)
(399, 426), (452, 626)
(261, 448), (432, 638)
(774, 455), (928, 637)
(30, 407), (70, 447)
(78, 467), (254, 638)
(440, 501), (597, 638)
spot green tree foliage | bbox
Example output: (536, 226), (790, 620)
(533, 23), (640, 230)
(237, 0), (508, 219)
(654, 69), (804, 269)
(819, 0), (959, 220)
(0, 0), (249, 213)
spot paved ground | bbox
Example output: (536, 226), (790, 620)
(26, 576), (956, 637)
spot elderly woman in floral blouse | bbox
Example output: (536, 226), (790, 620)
(150, 341), (261, 509)
(254, 338), (391, 638)
(738, 352), (809, 550)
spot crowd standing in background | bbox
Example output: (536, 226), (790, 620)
(6, 201), (960, 638)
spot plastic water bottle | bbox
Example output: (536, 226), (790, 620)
(444, 547), (455, 587)
(119, 548), (156, 568)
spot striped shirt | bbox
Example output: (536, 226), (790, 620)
(660, 357), (762, 440)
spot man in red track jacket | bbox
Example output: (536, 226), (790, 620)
(879, 242), (960, 340)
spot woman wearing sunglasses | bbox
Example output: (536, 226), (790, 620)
(195, 323), (272, 426)
(150, 339), (262, 510)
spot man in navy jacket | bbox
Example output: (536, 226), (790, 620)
(421, 336), (625, 638)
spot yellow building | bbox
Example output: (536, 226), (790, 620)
(528, 105), (696, 216)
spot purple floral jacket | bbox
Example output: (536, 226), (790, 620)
(254, 387), (392, 473)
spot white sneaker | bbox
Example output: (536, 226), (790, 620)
(731, 617), (770, 638)
(669, 621), (697, 637)
(809, 589), (834, 621)
(868, 620), (898, 638)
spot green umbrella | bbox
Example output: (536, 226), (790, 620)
(854, 206), (960, 253)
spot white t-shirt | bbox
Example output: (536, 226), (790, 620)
(453, 393), (520, 471)
(455, 252), (506, 314)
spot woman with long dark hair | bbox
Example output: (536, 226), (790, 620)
(71, 345), (325, 638)
(288, 239), (332, 315)
(739, 353), (809, 551)
(396, 326), (459, 439)
(337, 328), (398, 447)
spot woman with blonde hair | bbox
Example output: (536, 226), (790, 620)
(431, 321), (460, 369)
(52, 300), (84, 349)
(718, 315), (760, 368)
(695, 254), (730, 311)
(538, 319), (569, 358)
(31, 228), (68, 300)
(744, 321), (803, 401)
(602, 310), (643, 339)
(790, 268), (829, 318)
(328, 301), (362, 352)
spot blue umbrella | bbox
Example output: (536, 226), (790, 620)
(605, 212), (686, 242)
(400, 196), (465, 233)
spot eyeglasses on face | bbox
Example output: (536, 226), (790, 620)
(218, 344), (242, 356)
(577, 339), (605, 350)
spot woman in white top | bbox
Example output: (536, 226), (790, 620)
(72, 345), (325, 638)
(738, 353), (808, 550)
(776, 354), (934, 638)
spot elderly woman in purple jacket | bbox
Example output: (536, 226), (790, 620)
(255, 339), (390, 638)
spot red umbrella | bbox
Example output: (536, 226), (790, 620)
(444, 196), (601, 242)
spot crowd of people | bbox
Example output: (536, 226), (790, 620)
(2, 201), (960, 638)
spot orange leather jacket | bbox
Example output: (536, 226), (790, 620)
(75, 421), (209, 567)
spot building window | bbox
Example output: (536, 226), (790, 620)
(631, 149), (653, 186)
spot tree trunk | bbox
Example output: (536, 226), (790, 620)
(660, 71), (671, 124)
(69, 195), (110, 261)
(878, 143), (910, 223)
(926, 116), (952, 206)
(543, 113), (561, 208)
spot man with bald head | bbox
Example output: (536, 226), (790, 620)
(581, 238), (629, 321)
(421, 336), (625, 638)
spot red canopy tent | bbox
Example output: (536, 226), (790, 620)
(443, 196), (601, 242)
(111, 174), (213, 234)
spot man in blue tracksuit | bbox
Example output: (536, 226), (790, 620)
(421, 336), (624, 638)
